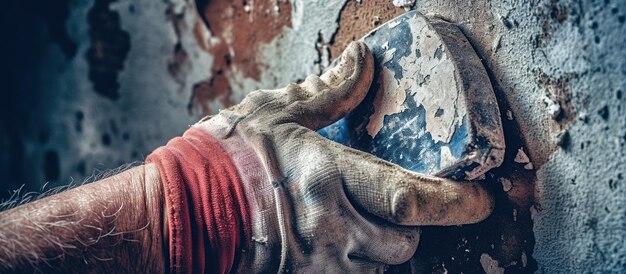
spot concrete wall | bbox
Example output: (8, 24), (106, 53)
(1, 0), (624, 272)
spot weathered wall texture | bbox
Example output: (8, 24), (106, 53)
(1, 0), (624, 273)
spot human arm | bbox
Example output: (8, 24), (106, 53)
(0, 164), (165, 273)
(0, 41), (494, 273)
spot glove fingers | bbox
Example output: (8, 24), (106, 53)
(285, 41), (374, 130)
(225, 42), (372, 130)
(350, 214), (420, 266)
(332, 143), (494, 226)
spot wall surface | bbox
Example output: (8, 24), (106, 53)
(1, 0), (624, 273)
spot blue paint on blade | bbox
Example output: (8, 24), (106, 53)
(318, 11), (485, 179)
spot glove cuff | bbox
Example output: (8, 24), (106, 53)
(147, 127), (251, 274)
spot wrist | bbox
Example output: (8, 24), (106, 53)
(147, 126), (252, 273)
(143, 163), (167, 273)
(195, 118), (282, 273)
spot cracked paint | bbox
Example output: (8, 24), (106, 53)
(364, 14), (465, 144)
(319, 11), (504, 180)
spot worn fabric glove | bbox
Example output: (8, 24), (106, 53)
(149, 41), (495, 273)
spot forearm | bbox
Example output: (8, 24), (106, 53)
(0, 164), (165, 273)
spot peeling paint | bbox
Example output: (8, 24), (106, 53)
(191, 0), (293, 114)
(331, 0), (404, 58)
(366, 48), (405, 137)
(320, 11), (504, 181)
(363, 14), (466, 144)
(404, 16), (464, 144)
(86, 0), (131, 101)
(392, 0), (416, 9)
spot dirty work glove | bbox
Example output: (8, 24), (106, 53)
(148, 42), (494, 273)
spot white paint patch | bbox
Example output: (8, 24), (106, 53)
(392, 0), (416, 8)
(383, 47), (397, 64)
(543, 96), (561, 119)
(388, 19), (402, 29)
(366, 66), (406, 136)
(440, 146), (456, 167)
(404, 16), (465, 143)
(363, 15), (467, 143)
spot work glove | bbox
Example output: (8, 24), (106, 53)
(153, 41), (494, 273)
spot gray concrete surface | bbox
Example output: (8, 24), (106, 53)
(1, 0), (624, 272)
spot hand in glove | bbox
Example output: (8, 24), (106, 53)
(147, 41), (494, 273)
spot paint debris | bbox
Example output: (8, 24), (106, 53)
(480, 253), (505, 274)
(521, 252), (528, 267)
(500, 177), (513, 192)
(544, 96), (561, 119)
(529, 205), (539, 221)
(514, 148), (528, 163)
(392, 0), (416, 9)
(492, 34), (502, 53)
(514, 147), (534, 169)
(506, 110), (513, 120)
(513, 148), (535, 170)
(372, 16), (381, 26)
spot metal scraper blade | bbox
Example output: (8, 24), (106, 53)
(318, 11), (505, 180)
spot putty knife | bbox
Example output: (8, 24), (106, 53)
(318, 11), (505, 180)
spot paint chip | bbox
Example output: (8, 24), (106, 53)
(506, 110), (513, 120)
(480, 253), (505, 274)
(392, 0), (416, 9)
(514, 148), (534, 169)
(544, 96), (561, 119)
(500, 178), (513, 192)
(514, 147), (530, 164)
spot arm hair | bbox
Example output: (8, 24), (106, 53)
(0, 164), (165, 273)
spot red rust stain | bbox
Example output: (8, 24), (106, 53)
(188, 0), (292, 115)
(330, 1), (404, 59)
(188, 76), (233, 115)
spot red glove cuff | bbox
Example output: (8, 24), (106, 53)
(147, 127), (250, 274)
